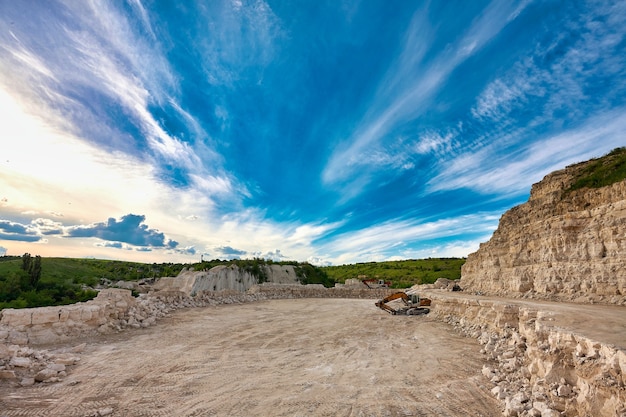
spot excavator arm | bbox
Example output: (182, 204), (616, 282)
(375, 292), (431, 315)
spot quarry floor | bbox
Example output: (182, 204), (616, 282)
(0, 298), (501, 417)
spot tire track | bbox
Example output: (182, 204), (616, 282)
(0, 299), (500, 416)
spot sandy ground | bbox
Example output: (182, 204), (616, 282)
(0, 299), (500, 417)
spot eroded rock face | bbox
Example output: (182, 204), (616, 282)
(153, 264), (300, 294)
(461, 162), (626, 304)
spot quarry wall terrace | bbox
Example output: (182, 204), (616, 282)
(420, 290), (625, 417)
(1, 284), (624, 416)
(461, 171), (626, 305)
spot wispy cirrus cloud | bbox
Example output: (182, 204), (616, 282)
(429, 110), (626, 195)
(316, 213), (500, 265)
(195, 0), (283, 87)
(473, 0), (626, 125)
(426, 0), (626, 196)
(0, 0), (235, 198)
(322, 0), (529, 192)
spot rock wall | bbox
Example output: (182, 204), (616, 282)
(153, 264), (300, 294)
(248, 283), (396, 300)
(423, 291), (626, 417)
(0, 289), (136, 346)
(461, 162), (626, 304)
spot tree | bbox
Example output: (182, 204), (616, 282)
(29, 255), (42, 288)
(21, 252), (32, 272)
(20, 252), (42, 288)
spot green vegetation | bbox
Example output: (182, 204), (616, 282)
(0, 257), (98, 309)
(294, 262), (336, 287)
(567, 147), (626, 193)
(0, 256), (187, 309)
(0, 255), (334, 309)
(0, 254), (464, 308)
(321, 258), (465, 289)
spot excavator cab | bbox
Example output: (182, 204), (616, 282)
(375, 292), (431, 315)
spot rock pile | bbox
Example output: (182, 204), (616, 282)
(0, 342), (83, 385)
(427, 292), (626, 417)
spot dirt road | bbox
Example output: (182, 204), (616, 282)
(0, 299), (500, 416)
(423, 291), (626, 350)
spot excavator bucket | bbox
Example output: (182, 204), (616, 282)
(375, 292), (431, 315)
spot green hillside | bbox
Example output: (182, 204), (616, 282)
(0, 255), (464, 308)
(0, 256), (188, 309)
(321, 258), (465, 289)
(0, 256), (333, 309)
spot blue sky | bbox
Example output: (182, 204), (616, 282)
(1, 0), (625, 265)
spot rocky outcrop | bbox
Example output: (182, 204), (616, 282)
(423, 291), (626, 417)
(461, 160), (626, 304)
(153, 264), (300, 294)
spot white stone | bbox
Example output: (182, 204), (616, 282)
(540, 409), (560, 417)
(48, 363), (66, 372)
(9, 356), (32, 367)
(482, 365), (495, 377)
(504, 396), (525, 416)
(556, 384), (572, 397)
(34, 368), (58, 382)
(97, 407), (114, 416)
(491, 385), (506, 399)
(20, 377), (35, 386)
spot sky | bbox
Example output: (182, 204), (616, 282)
(0, 0), (625, 266)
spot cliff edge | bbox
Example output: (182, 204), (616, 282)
(461, 149), (626, 305)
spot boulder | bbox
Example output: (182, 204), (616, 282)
(9, 356), (32, 368)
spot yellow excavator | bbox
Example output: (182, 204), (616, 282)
(375, 292), (431, 315)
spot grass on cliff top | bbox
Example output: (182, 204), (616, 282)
(567, 147), (626, 192)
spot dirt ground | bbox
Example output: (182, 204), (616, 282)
(0, 299), (501, 417)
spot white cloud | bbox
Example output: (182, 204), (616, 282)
(315, 213), (500, 265)
(322, 0), (530, 193)
(472, 0), (626, 126)
(471, 77), (533, 121)
(414, 130), (455, 155)
(197, 0), (283, 87)
(428, 110), (626, 195)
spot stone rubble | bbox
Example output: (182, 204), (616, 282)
(425, 292), (626, 417)
(0, 285), (394, 386)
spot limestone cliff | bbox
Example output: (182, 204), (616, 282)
(153, 264), (300, 295)
(461, 153), (626, 304)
